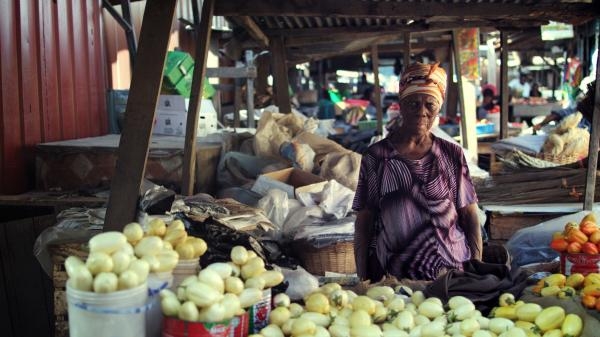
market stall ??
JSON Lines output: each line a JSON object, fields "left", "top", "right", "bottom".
{"left": 26, "top": 1, "right": 600, "bottom": 337}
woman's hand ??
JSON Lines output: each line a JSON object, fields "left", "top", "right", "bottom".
{"left": 458, "top": 203, "right": 483, "bottom": 261}
{"left": 354, "top": 209, "right": 374, "bottom": 280}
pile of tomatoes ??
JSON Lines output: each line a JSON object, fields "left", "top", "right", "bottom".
{"left": 550, "top": 214, "right": 599, "bottom": 255}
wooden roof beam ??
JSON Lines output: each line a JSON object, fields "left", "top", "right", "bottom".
{"left": 215, "top": 0, "right": 598, "bottom": 23}
{"left": 228, "top": 16, "right": 269, "bottom": 47}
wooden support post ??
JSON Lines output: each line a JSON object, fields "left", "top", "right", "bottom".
{"left": 403, "top": 32, "right": 411, "bottom": 70}
{"left": 182, "top": 0, "right": 215, "bottom": 196}
{"left": 445, "top": 46, "right": 458, "bottom": 120}
{"left": 104, "top": 0, "right": 177, "bottom": 231}
{"left": 234, "top": 81, "right": 242, "bottom": 127}
{"left": 453, "top": 30, "right": 477, "bottom": 162}
{"left": 499, "top": 31, "right": 509, "bottom": 140}
{"left": 371, "top": 45, "right": 383, "bottom": 135}
{"left": 271, "top": 36, "right": 291, "bottom": 113}
{"left": 584, "top": 51, "right": 600, "bottom": 210}
{"left": 245, "top": 50, "right": 256, "bottom": 128}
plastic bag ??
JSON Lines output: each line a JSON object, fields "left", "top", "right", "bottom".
{"left": 281, "top": 266, "right": 319, "bottom": 301}
{"left": 279, "top": 141, "right": 316, "bottom": 172}
{"left": 319, "top": 180, "right": 355, "bottom": 219}
{"left": 506, "top": 210, "right": 596, "bottom": 268}
{"left": 257, "top": 189, "right": 290, "bottom": 234}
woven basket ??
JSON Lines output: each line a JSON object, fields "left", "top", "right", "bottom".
{"left": 538, "top": 152, "right": 580, "bottom": 165}
{"left": 49, "top": 242, "right": 89, "bottom": 337}
{"left": 292, "top": 240, "right": 356, "bottom": 276}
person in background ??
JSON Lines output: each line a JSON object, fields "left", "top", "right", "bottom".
{"left": 353, "top": 62, "right": 482, "bottom": 282}
{"left": 508, "top": 73, "right": 531, "bottom": 98}
{"left": 317, "top": 88, "right": 335, "bottom": 119}
{"left": 533, "top": 80, "right": 596, "bottom": 132}
{"left": 529, "top": 82, "right": 542, "bottom": 98}
{"left": 477, "top": 84, "right": 499, "bottom": 120}
{"left": 362, "top": 86, "right": 377, "bottom": 119}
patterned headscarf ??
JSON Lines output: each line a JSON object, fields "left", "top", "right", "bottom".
{"left": 399, "top": 62, "right": 447, "bottom": 105}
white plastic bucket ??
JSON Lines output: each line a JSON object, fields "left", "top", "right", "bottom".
{"left": 67, "top": 282, "right": 148, "bottom": 337}
{"left": 171, "top": 259, "right": 200, "bottom": 290}
{"left": 486, "top": 112, "right": 501, "bottom": 133}
{"left": 147, "top": 272, "right": 173, "bottom": 337}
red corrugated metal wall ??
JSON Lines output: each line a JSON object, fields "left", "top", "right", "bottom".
{"left": 0, "top": 0, "right": 107, "bottom": 194}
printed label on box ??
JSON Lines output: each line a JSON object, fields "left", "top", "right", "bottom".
{"left": 248, "top": 289, "right": 271, "bottom": 334}
{"left": 162, "top": 316, "right": 231, "bottom": 337}
{"left": 229, "top": 312, "right": 249, "bottom": 337}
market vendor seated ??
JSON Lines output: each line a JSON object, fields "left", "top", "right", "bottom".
{"left": 477, "top": 84, "right": 499, "bottom": 120}
{"left": 353, "top": 62, "right": 482, "bottom": 282}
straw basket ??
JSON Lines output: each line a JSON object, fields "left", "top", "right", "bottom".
{"left": 538, "top": 152, "right": 580, "bottom": 165}
{"left": 49, "top": 242, "right": 89, "bottom": 337}
{"left": 292, "top": 240, "right": 356, "bottom": 275}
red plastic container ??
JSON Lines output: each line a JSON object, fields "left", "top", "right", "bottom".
{"left": 560, "top": 252, "right": 600, "bottom": 275}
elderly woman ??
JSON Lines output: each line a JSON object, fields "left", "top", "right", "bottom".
{"left": 353, "top": 62, "right": 482, "bottom": 282}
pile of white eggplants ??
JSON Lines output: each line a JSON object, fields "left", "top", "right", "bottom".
{"left": 159, "top": 245, "right": 285, "bottom": 323}
{"left": 65, "top": 218, "right": 207, "bottom": 293}
{"left": 247, "top": 284, "right": 584, "bottom": 337}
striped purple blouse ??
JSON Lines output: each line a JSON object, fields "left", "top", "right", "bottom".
{"left": 352, "top": 135, "right": 478, "bottom": 280}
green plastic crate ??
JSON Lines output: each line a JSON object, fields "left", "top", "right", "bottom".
{"left": 170, "top": 66, "right": 216, "bottom": 99}
{"left": 164, "top": 51, "right": 194, "bottom": 87}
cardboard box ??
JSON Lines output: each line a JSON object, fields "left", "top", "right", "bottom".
{"left": 560, "top": 253, "right": 600, "bottom": 276}
{"left": 251, "top": 168, "right": 326, "bottom": 199}
{"left": 153, "top": 95, "right": 217, "bottom": 137}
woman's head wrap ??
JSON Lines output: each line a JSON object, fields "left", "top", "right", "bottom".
{"left": 399, "top": 62, "right": 447, "bottom": 105}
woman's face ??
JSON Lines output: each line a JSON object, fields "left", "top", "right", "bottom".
{"left": 399, "top": 93, "right": 441, "bottom": 135}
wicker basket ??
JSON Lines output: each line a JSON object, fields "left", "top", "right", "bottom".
{"left": 292, "top": 240, "right": 356, "bottom": 276}
{"left": 538, "top": 152, "right": 580, "bottom": 165}
{"left": 49, "top": 242, "right": 89, "bottom": 337}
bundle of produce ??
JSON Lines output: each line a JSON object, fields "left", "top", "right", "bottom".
{"left": 549, "top": 214, "right": 599, "bottom": 255}
{"left": 541, "top": 112, "right": 589, "bottom": 162}
{"left": 530, "top": 272, "right": 600, "bottom": 313}
{"left": 64, "top": 219, "right": 209, "bottom": 292}
{"left": 159, "top": 245, "right": 284, "bottom": 323}
{"left": 244, "top": 279, "right": 586, "bottom": 337}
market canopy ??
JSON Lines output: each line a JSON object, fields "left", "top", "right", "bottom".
{"left": 214, "top": 0, "right": 599, "bottom": 63}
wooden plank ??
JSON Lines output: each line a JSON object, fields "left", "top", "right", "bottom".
{"left": 499, "top": 31, "right": 509, "bottom": 140}
{"left": 182, "top": 0, "right": 215, "bottom": 196}
{"left": 445, "top": 45, "right": 458, "bottom": 120}
{"left": 0, "top": 0, "right": 26, "bottom": 194}
{"left": 205, "top": 66, "right": 257, "bottom": 79}
{"left": 453, "top": 30, "right": 477, "bottom": 161}
{"left": 228, "top": 16, "right": 269, "bottom": 47}
{"left": 104, "top": 0, "right": 177, "bottom": 230}
{"left": 284, "top": 31, "right": 406, "bottom": 48}
{"left": 19, "top": 0, "right": 43, "bottom": 147}
{"left": 215, "top": 0, "right": 598, "bottom": 23}
{"left": 270, "top": 36, "right": 291, "bottom": 113}
{"left": 584, "top": 51, "right": 600, "bottom": 210}
{"left": 71, "top": 0, "right": 91, "bottom": 138}
{"left": 403, "top": 32, "right": 411, "bottom": 70}
{"left": 56, "top": 0, "right": 77, "bottom": 140}
{"left": 371, "top": 45, "right": 383, "bottom": 135}
{"left": 39, "top": 0, "right": 61, "bottom": 142}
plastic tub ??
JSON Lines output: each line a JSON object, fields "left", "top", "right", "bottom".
{"left": 67, "top": 281, "right": 148, "bottom": 337}
{"left": 147, "top": 272, "right": 174, "bottom": 337}
{"left": 171, "top": 259, "right": 200, "bottom": 290}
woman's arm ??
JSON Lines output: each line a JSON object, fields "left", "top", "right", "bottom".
{"left": 458, "top": 203, "right": 483, "bottom": 260}
{"left": 354, "top": 209, "right": 374, "bottom": 280}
